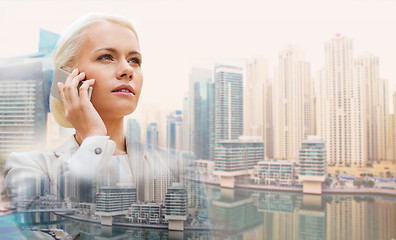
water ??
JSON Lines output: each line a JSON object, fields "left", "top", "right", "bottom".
{"left": 2, "top": 185, "right": 396, "bottom": 240}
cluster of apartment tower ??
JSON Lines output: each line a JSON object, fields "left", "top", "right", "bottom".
{"left": 183, "top": 34, "right": 391, "bottom": 170}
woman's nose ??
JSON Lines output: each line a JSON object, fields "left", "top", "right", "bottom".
{"left": 117, "top": 62, "right": 134, "bottom": 81}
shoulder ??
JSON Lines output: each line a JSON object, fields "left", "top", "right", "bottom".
{"left": 3, "top": 136, "right": 78, "bottom": 175}
{"left": 4, "top": 149, "right": 55, "bottom": 171}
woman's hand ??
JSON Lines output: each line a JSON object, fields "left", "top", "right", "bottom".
{"left": 58, "top": 68, "right": 107, "bottom": 140}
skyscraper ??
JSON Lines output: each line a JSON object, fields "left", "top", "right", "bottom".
{"left": 214, "top": 64, "right": 243, "bottom": 143}
{"left": 354, "top": 53, "right": 388, "bottom": 163}
{"left": 244, "top": 55, "right": 273, "bottom": 159}
{"left": 188, "top": 68, "right": 212, "bottom": 159}
{"left": 274, "top": 45, "right": 313, "bottom": 161}
{"left": 0, "top": 59, "right": 51, "bottom": 154}
{"left": 0, "top": 29, "right": 64, "bottom": 152}
{"left": 182, "top": 92, "right": 190, "bottom": 152}
{"left": 393, "top": 92, "right": 396, "bottom": 162}
{"left": 318, "top": 35, "right": 366, "bottom": 167}
{"left": 386, "top": 113, "right": 394, "bottom": 161}
{"left": 166, "top": 110, "right": 183, "bottom": 150}
{"left": 209, "top": 82, "right": 216, "bottom": 160}
{"left": 146, "top": 122, "right": 159, "bottom": 150}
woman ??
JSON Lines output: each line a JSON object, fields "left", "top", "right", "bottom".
{"left": 52, "top": 12, "right": 142, "bottom": 156}
{"left": 4, "top": 13, "right": 145, "bottom": 197}
{"left": 4, "top": 13, "right": 202, "bottom": 219}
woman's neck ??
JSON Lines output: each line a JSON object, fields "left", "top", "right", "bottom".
{"left": 75, "top": 117, "right": 126, "bottom": 155}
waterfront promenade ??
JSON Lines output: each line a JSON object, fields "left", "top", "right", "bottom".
{"left": 55, "top": 212, "right": 212, "bottom": 230}
{"left": 202, "top": 179, "right": 396, "bottom": 197}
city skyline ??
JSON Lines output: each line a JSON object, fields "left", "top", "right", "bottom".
{"left": 0, "top": 0, "right": 395, "bottom": 112}
{"left": 0, "top": 0, "right": 395, "bottom": 176}
{"left": 1, "top": 1, "right": 396, "bottom": 238}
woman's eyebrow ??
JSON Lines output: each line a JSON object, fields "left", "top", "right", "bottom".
{"left": 128, "top": 50, "right": 142, "bottom": 56}
{"left": 95, "top": 47, "right": 117, "bottom": 53}
{"left": 94, "top": 48, "right": 141, "bottom": 56}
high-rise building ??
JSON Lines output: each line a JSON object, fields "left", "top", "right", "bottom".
{"left": 393, "top": 91, "right": 396, "bottom": 162}
{"left": 166, "top": 110, "right": 184, "bottom": 192}
{"left": 209, "top": 82, "right": 216, "bottom": 160}
{"left": 166, "top": 110, "right": 183, "bottom": 150}
{"left": 146, "top": 122, "right": 159, "bottom": 150}
{"left": 0, "top": 29, "right": 64, "bottom": 153}
{"left": 317, "top": 35, "right": 367, "bottom": 167}
{"left": 298, "top": 136, "right": 326, "bottom": 194}
{"left": 0, "top": 59, "right": 51, "bottom": 154}
{"left": 182, "top": 92, "right": 190, "bottom": 152}
{"left": 274, "top": 45, "right": 313, "bottom": 161}
{"left": 164, "top": 183, "right": 187, "bottom": 230}
{"left": 244, "top": 55, "right": 273, "bottom": 159}
{"left": 95, "top": 186, "right": 137, "bottom": 225}
{"left": 386, "top": 114, "right": 394, "bottom": 161}
{"left": 188, "top": 67, "right": 212, "bottom": 159}
{"left": 355, "top": 53, "right": 388, "bottom": 163}
{"left": 214, "top": 136, "right": 264, "bottom": 188}
{"left": 214, "top": 64, "right": 243, "bottom": 143}
{"left": 126, "top": 118, "right": 141, "bottom": 144}
{"left": 140, "top": 103, "right": 168, "bottom": 147}
{"left": 40, "top": 173, "right": 51, "bottom": 196}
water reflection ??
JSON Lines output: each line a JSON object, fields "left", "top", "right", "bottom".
{"left": 206, "top": 185, "right": 395, "bottom": 240}
{"left": 8, "top": 185, "right": 396, "bottom": 239}
{"left": 11, "top": 212, "right": 209, "bottom": 239}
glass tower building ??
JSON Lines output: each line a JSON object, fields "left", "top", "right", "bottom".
{"left": 0, "top": 59, "right": 50, "bottom": 153}
{"left": 146, "top": 122, "right": 159, "bottom": 151}
{"left": 214, "top": 65, "right": 243, "bottom": 143}
{"left": 0, "top": 28, "right": 59, "bottom": 154}
{"left": 188, "top": 68, "right": 212, "bottom": 159}
{"left": 166, "top": 110, "right": 183, "bottom": 150}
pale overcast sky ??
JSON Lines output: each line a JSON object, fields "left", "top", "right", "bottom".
{"left": 1, "top": 0, "right": 395, "bottom": 112}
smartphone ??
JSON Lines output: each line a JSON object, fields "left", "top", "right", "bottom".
{"left": 51, "top": 68, "right": 93, "bottom": 100}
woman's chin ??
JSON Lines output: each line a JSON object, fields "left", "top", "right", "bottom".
{"left": 97, "top": 105, "right": 137, "bottom": 119}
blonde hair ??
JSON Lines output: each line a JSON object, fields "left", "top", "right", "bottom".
{"left": 50, "top": 12, "right": 139, "bottom": 128}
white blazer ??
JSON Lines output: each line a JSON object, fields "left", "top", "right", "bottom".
{"left": 4, "top": 135, "right": 203, "bottom": 206}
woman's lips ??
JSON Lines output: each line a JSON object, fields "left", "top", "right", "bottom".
{"left": 111, "top": 84, "right": 135, "bottom": 96}
{"left": 112, "top": 90, "right": 134, "bottom": 96}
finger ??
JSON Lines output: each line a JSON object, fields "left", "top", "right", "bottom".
{"left": 57, "top": 82, "right": 68, "bottom": 108}
{"left": 78, "top": 79, "right": 95, "bottom": 101}
{"left": 65, "top": 68, "right": 79, "bottom": 86}
{"left": 67, "top": 72, "right": 86, "bottom": 105}
{"left": 70, "top": 72, "right": 86, "bottom": 89}
{"left": 63, "top": 69, "right": 79, "bottom": 105}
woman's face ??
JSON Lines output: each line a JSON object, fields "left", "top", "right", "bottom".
{"left": 72, "top": 21, "right": 143, "bottom": 120}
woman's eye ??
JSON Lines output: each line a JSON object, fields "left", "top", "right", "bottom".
{"left": 128, "top": 58, "right": 141, "bottom": 65}
{"left": 98, "top": 54, "right": 113, "bottom": 61}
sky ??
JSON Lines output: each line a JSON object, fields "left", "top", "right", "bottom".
{"left": 0, "top": 0, "right": 395, "bottom": 114}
